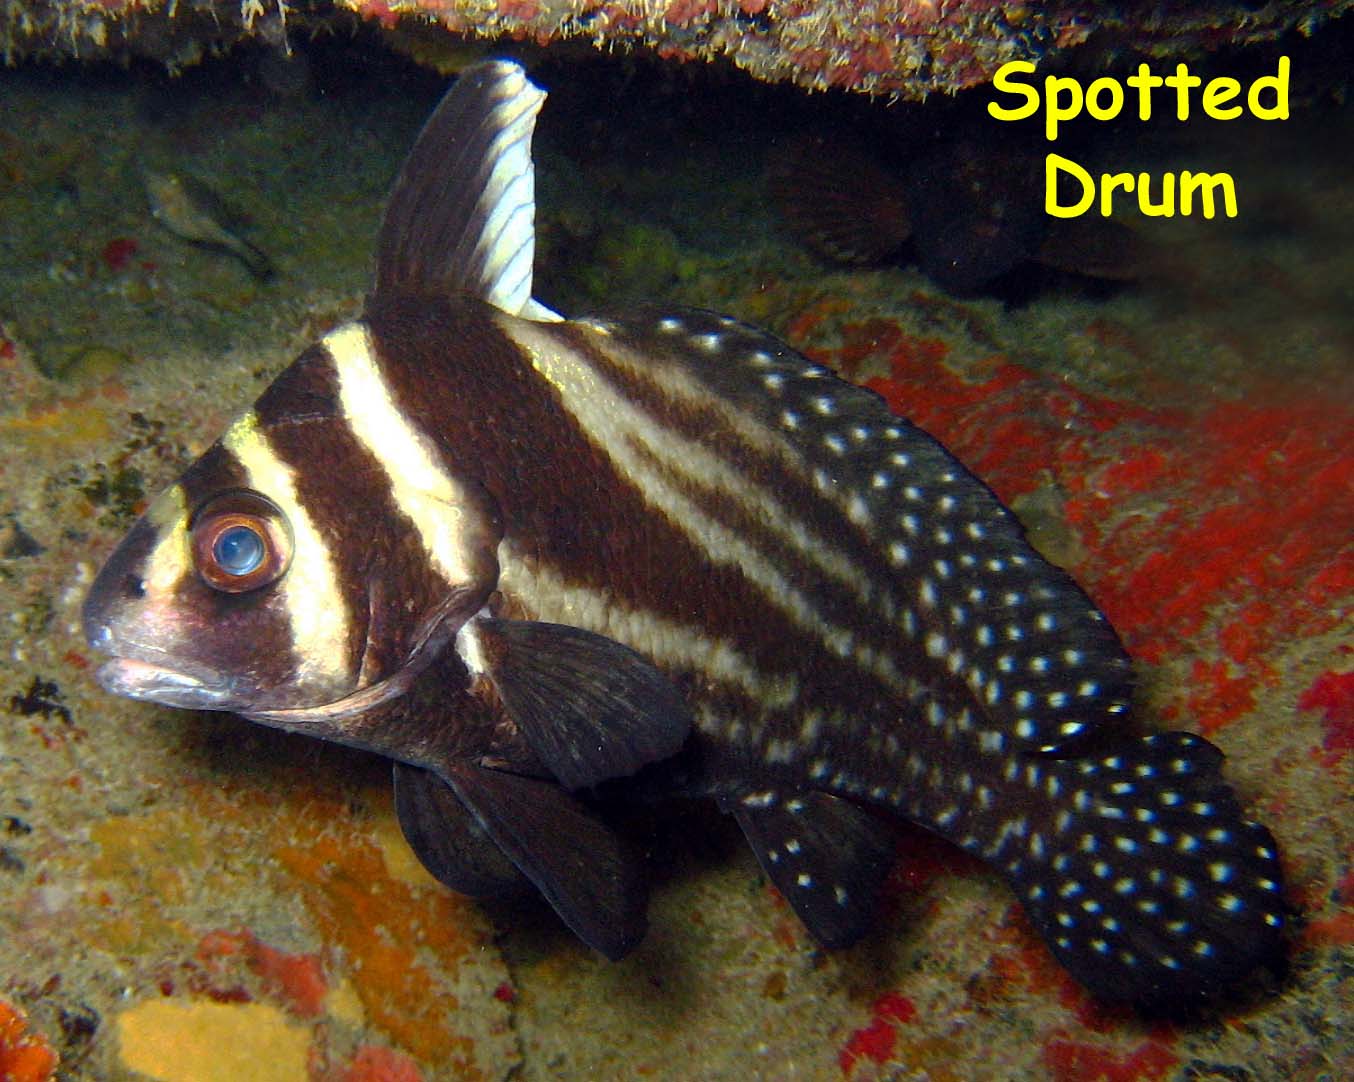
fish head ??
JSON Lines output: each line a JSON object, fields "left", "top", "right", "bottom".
{"left": 88, "top": 56, "right": 541, "bottom": 728}
{"left": 82, "top": 359, "right": 502, "bottom": 723}
{"left": 83, "top": 471, "right": 310, "bottom": 714}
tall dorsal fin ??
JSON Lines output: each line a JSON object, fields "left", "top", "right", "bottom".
{"left": 374, "top": 59, "right": 560, "bottom": 321}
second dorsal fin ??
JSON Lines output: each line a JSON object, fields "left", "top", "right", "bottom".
{"left": 374, "top": 59, "right": 559, "bottom": 320}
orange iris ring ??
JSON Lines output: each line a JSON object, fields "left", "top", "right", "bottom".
{"left": 190, "top": 495, "right": 293, "bottom": 594}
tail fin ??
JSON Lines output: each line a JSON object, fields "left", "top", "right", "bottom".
{"left": 1012, "top": 732, "right": 1285, "bottom": 1007}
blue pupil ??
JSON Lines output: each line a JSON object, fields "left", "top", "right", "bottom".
{"left": 213, "top": 525, "right": 265, "bottom": 577}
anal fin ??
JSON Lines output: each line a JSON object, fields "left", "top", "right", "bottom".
{"left": 729, "top": 790, "right": 897, "bottom": 949}
{"left": 445, "top": 760, "right": 648, "bottom": 960}
{"left": 392, "top": 762, "right": 528, "bottom": 898}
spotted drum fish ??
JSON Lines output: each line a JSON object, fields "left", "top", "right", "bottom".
{"left": 83, "top": 61, "right": 1285, "bottom": 1007}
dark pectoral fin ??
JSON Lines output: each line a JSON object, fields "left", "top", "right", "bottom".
{"left": 730, "top": 790, "right": 897, "bottom": 949}
{"left": 392, "top": 762, "right": 528, "bottom": 898}
{"left": 474, "top": 617, "right": 692, "bottom": 790}
{"left": 445, "top": 760, "right": 647, "bottom": 960}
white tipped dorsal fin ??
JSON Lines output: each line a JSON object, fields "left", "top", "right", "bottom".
{"left": 374, "top": 59, "right": 561, "bottom": 321}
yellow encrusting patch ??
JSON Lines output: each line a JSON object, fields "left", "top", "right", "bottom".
{"left": 324, "top": 978, "right": 366, "bottom": 1028}
{"left": 117, "top": 999, "right": 310, "bottom": 1082}
{"left": 324, "top": 322, "right": 478, "bottom": 587}
{"left": 370, "top": 786, "right": 444, "bottom": 889}
{"left": 222, "top": 413, "right": 351, "bottom": 693}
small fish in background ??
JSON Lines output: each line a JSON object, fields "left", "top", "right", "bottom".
{"left": 86, "top": 62, "right": 1285, "bottom": 1010}
{"left": 769, "top": 132, "right": 1145, "bottom": 293}
{"left": 143, "top": 170, "right": 275, "bottom": 281}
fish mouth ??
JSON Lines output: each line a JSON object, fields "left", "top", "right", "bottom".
{"left": 93, "top": 657, "right": 241, "bottom": 711}
{"left": 85, "top": 621, "right": 241, "bottom": 711}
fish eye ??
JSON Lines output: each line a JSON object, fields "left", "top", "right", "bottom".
{"left": 213, "top": 524, "right": 265, "bottom": 576}
{"left": 189, "top": 491, "right": 292, "bottom": 594}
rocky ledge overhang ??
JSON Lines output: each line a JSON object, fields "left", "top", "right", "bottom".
{"left": 2, "top": 1, "right": 1351, "bottom": 95}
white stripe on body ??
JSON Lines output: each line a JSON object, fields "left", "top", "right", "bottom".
{"left": 325, "top": 321, "right": 482, "bottom": 588}
{"left": 500, "top": 315, "right": 908, "bottom": 694}
{"left": 222, "top": 413, "right": 352, "bottom": 691}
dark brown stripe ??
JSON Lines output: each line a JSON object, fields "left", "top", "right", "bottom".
{"left": 562, "top": 317, "right": 906, "bottom": 632}
{"left": 251, "top": 340, "right": 471, "bottom": 688}
{"left": 178, "top": 441, "right": 251, "bottom": 511}
{"left": 363, "top": 292, "right": 900, "bottom": 728}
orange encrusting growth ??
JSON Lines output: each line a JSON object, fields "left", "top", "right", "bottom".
{"left": 196, "top": 929, "right": 328, "bottom": 1018}
{"left": 340, "top": 1044, "right": 426, "bottom": 1082}
{"left": 273, "top": 809, "right": 490, "bottom": 1071}
{"left": 1042, "top": 1035, "right": 1178, "bottom": 1082}
{"left": 0, "top": 998, "right": 58, "bottom": 1082}
{"left": 1300, "top": 668, "right": 1354, "bottom": 761}
{"left": 838, "top": 992, "right": 916, "bottom": 1075}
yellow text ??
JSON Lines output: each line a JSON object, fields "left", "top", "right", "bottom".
{"left": 990, "top": 57, "right": 1289, "bottom": 142}
{"left": 1046, "top": 154, "right": 1238, "bottom": 219}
